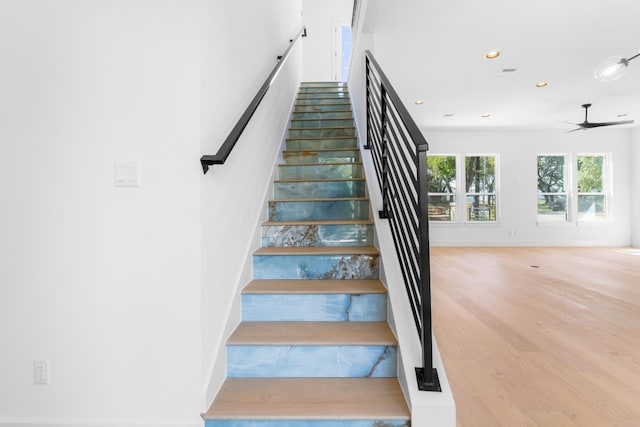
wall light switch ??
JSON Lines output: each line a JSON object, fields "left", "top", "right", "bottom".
{"left": 114, "top": 161, "right": 141, "bottom": 187}
{"left": 33, "top": 360, "right": 49, "bottom": 385}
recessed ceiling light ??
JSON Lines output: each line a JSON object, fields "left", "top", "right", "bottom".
{"left": 444, "top": 113, "right": 455, "bottom": 118}
{"left": 415, "top": 100, "right": 424, "bottom": 105}
{"left": 485, "top": 50, "right": 501, "bottom": 60}
{"left": 482, "top": 114, "right": 491, "bottom": 118}
{"left": 535, "top": 82, "right": 549, "bottom": 88}
{"left": 617, "top": 113, "right": 628, "bottom": 117}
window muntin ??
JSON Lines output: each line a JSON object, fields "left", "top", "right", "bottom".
{"left": 577, "top": 155, "right": 607, "bottom": 221}
{"left": 537, "top": 155, "right": 568, "bottom": 222}
{"left": 465, "top": 155, "right": 496, "bottom": 222}
{"left": 426, "top": 155, "right": 457, "bottom": 221}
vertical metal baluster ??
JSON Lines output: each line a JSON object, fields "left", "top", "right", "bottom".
{"left": 415, "top": 146, "right": 441, "bottom": 391}
{"left": 379, "top": 86, "right": 391, "bottom": 219}
{"left": 364, "top": 57, "right": 372, "bottom": 150}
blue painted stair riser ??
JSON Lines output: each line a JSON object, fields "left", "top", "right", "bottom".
{"left": 278, "top": 163, "right": 363, "bottom": 179}
{"left": 227, "top": 345, "right": 397, "bottom": 378}
{"left": 242, "top": 293, "right": 386, "bottom": 321}
{"left": 253, "top": 254, "right": 378, "bottom": 280}
{"left": 283, "top": 150, "right": 360, "bottom": 164}
{"left": 262, "top": 224, "right": 374, "bottom": 247}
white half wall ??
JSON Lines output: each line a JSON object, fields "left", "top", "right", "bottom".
{"left": 302, "top": 0, "right": 353, "bottom": 82}
{"left": 0, "top": 1, "right": 202, "bottom": 426}
{"left": 200, "top": 0, "right": 304, "bottom": 408}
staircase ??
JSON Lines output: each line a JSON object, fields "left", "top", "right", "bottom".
{"left": 202, "top": 82, "right": 411, "bottom": 427}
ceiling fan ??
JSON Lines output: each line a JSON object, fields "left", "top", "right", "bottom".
{"left": 568, "top": 103, "right": 634, "bottom": 132}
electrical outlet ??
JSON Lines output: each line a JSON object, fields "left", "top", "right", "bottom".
{"left": 33, "top": 360, "right": 49, "bottom": 385}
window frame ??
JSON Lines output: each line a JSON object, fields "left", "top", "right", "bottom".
{"left": 426, "top": 153, "right": 459, "bottom": 222}
{"left": 537, "top": 153, "right": 570, "bottom": 223}
{"left": 463, "top": 153, "right": 499, "bottom": 223}
{"left": 576, "top": 153, "right": 610, "bottom": 222}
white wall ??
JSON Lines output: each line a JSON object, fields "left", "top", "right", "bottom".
{"left": 200, "top": 0, "right": 304, "bottom": 407}
{"left": 632, "top": 129, "right": 640, "bottom": 246}
{"left": 425, "top": 129, "right": 632, "bottom": 246}
{"left": 348, "top": 0, "right": 634, "bottom": 247}
{"left": 0, "top": 1, "right": 202, "bottom": 426}
{"left": 302, "top": 0, "right": 353, "bottom": 81}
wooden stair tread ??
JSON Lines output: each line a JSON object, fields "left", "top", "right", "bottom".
{"left": 263, "top": 219, "right": 374, "bottom": 226}
{"left": 289, "top": 126, "right": 355, "bottom": 130}
{"left": 228, "top": 322, "right": 397, "bottom": 346}
{"left": 202, "top": 378, "right": 410, "bottom": 420}
{"left": 255, "top": 246, "right": 379, "bottom": 256}
{"left": 243, "top": 279, "right": 386, "bottom": 294}
{"left": 286, "top": 136, "right": 355, "bottom": 140}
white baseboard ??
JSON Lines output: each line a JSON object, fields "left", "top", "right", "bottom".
{"left": 0, "top": 419, "right": 200, "bottom": 427}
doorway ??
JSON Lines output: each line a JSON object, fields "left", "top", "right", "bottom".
{"left": 334, "top": 22, "right": 352, "bottom": 82}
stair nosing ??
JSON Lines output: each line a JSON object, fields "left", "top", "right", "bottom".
{"left": 283, "top": 148, "right": 360, "bottom": 153}
{"left": 274, "top": 178, "right": 365, "bottom": 183}
{"left": 279, "top": 162, "right": 363, "bottom": 167}
{"left": 202, "top": 378, "right": 410, "bottom": 420}
{"left": 228, "top": 321, "right": 396, "bottom": 346}
{"left": 269, "top": 197, "right": 369, "bottom": 202}
{"left": 262, "top": 219, "right": 374, "bottom": 226}
{"left": 286, "top": 136, "right": 356, "bottom": 141}
{"left": 255, "top": 245, "right": 378, "bottom": 255}
{"left": 243, "top": 279, "right": 386, "bottom": 295}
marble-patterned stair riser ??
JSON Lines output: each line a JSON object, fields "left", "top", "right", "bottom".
{"left": 290, "top": 118, "right": 354, "bottom": 128}
{"left": 283, "top": 150, "right": 360, "bottom": 164}
{"left": 300, "top": 82, "right": 347, "bottom": 88}
{"left": 253, "top": 253, "right": 378, "bottom": 280}
{"left": 262, "top": 224, "right": 374, "bottom": 247}
{"left": 227, "top": 345, "right": 397, "bottom": 378}
{"left": 292, "top": 111, "right": 352, "bottom": 120}
{"left": 206, "top": 420, "right": 409, "bottom": 427}
{"left": 288, "top": 127, "right": 356, "bottom": 138}
{"left": 279, "top": 163, "right": 363, "bottom": 179}
{"left": 298, "top": 86, "right": 348, "bottom": 93}
{"left": 268, "top": 199, "right": 370, "bottom": 221}
{"left": 242, "top": 293, "right": 386, "bottom": 321}
{"left": 296, "top": 98, "right": 350, "bottom": 106}
{"left": 298, "top": 92, "right": 349, "bottom": 99}
{"left": 294, "top": 104, "right": 353, "bottom": 112}
{"left": 286, "top": 137, "right": 358, "bottom": 150}
{"left": 274, "top": 180, "right": 365, "bottom": 199}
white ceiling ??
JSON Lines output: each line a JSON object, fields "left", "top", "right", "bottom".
{"left": 362, "top": 0, "right": 640, "bottom": 130}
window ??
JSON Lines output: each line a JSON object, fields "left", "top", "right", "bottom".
{"left": 577, "top": 154, "right": 608, "bottom": 221}
{"left": 426, "top": 155, "right": 457, "bottom": 221}
{"left": 465, "top": 155, "right": 497, "bottom": 221}
{"left": 537, "top": 155, "right": 568, "bottom": 222}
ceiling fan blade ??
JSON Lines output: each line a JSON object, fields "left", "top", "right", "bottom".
{"left": 582, "top": 120, "right": 634, "bottom": 128}
{"left": 566, "top": 127, "right": 586, "bottom": 133}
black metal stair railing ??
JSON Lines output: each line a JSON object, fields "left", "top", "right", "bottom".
{"left": 200, "top": 26, "right": 307, "bottom": 174}
{"left": 364, "top": 50, "right": 441, "bottom": 392}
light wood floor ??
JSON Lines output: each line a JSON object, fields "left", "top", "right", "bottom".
{"left": 430, "top": 247, "right": 640, "bottom": 427}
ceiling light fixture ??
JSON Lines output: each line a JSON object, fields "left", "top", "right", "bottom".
{"left": 415, "top": 100, "right": 424, "bottom": 105}
{"left": 485, "top": 50, "right": 501, "bottom": 60}
{"left": 535, "top": 82, "right": 549, "bottom": 88}
{"left": 482, "top": 114, "right": 491, "bottom": 118}
{"left": 594, "top": 51, "right": 640, "bottom": 82}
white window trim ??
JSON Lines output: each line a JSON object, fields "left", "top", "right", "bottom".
{"left": 575, "top": 152, "right": 611, "bottom": 224}
{"left": 463, "top": 153, "right": 500, "bottom": 224}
